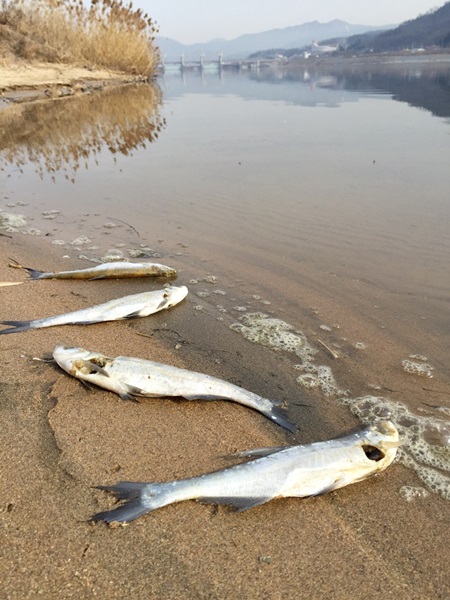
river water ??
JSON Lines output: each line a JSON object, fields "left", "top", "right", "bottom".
{"left": 1, "top": 60, "right": 450, "bottom": 501}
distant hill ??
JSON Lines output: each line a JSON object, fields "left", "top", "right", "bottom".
{"left": 345, "top": 2, "right": 450, "bottom": 51}
{"left": 156, "top": 20, "right": 389, "bottom": 62}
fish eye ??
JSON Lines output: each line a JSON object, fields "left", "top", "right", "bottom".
{"left": 362, "top": 445, "right": 385, "bottom": 462}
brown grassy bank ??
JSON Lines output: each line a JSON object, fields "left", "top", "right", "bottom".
{"left": 0, "top": 0, "right": 159, "bottom": 76}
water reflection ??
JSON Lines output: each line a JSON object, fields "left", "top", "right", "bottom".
{"left": 161, "top": 59, "right": 450, "bottom": 119}
{"left": 0, "top": 83, "right": 165, "bottom": 181}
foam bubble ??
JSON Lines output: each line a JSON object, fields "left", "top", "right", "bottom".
{"left": 70, "top": 236, "right": 91, "bottom": 246}
{"left": 230, "top": 312, "right": 316, "bottom": 363}
{"left": 0, "top": 212, "right": 27, "bottom": 230}
{"left": 296, "top": 365, "right": 347, "bottom": 397}
{"left": 24, "top": 228, "right": 42, "bottom": 236}
{"left": 402, "top": 359, "right": 434, "bottom": 378}
{"left": 399, "top": 486, "right": 430, "bottom": 502}
{"left": 102, "top": 249, "right": 124, "bottom": 261}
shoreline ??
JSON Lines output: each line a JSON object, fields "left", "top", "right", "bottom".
{"left": 1, "top": 52, "right": 450, "bottom": 108}
{"left": 1, "top": 230, "right": 449, "bottom": 599}
{"left": 0, "top": 61, "right": 152, "bottom": 107}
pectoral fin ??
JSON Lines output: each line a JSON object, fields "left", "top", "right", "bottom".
{"left": 118, "top": 384, "right": 146, "bottom": 401}
{"left": 76, "top": 359, "right": 110, "bottom": 377}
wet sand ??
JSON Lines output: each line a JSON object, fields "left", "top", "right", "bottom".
{"left": 1, "top": 230, "right": 449, "bottom": 599}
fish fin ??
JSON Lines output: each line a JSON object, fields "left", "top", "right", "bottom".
{"left": 8, "top": 259, "right": 43, "bottom": 279}
{"left": 79, "top": 359, "right": 110, "bottom": 377}
{"left": 78, "top": 379, "right": 95, "bottom": 392}
{"left": 124, "top": 309, "right": 146, "bottom": 319}
{"left": 24, "top": 267, "right": 45, "bottom": 280}
{"left": 155, "top": 297, "right": 169, "bottom": 311}
{"left": 91, "top": 499, "right": 150, "bottom": 524}
{"left": 92, "top": 482, "right": 158, "bottom": 523}
{"left": 0, "top": 320, "right": 33, "bottom": 334}
{"left": 96, "top": 482, "right": 145, "bottom": 500}
{"left": 117, "top": 384, "right": 145, "bottom": 401}
{"left": 220, "top": 446, "right": 287, "bottom": 460}
{"left": 266, "top": 405, "right": 297, "bottom": 433}
{"left": 198, "top": 496, "right": 272, "bottom": 511}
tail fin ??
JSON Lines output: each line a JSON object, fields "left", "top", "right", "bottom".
{"left": 266, "top": 404, "right": 297, "bottom": 433}
{"left": 24, "top": 267, "right": 45, "bottom": 280}
{"left": 8, "top": 259, "right": 44, "bottom": 279}
{"left": 91, "top": 481, "right": 157, "bottom": 524}
{"left": 0, "top": 320, "right": 34, "bottom": 334}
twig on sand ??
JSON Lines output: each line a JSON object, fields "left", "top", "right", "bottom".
{"left": 8, "top": 258, "right": 25, "bottom": 270}
{"left": 317, "top": 338, "right": 339, "bottom": 359}
{"left": 107, "top": 216, "right": 141, "bottom": 238}
{"left": 0, "top": 281, "right": 23, "bottom": 287}
{"left": 134, "top": 331, "right": 154, "bottom": 339}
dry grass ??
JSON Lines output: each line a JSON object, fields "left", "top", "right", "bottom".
{"left": 0, "top": 0, "right": 159, "bottom": 75}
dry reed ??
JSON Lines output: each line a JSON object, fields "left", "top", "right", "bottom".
{"left": 0, "top": 0, "right": 159, "bottom": 75}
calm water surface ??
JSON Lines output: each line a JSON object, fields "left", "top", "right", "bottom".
{"left": 1, "top": 62, "right": 450, "bottom": 499}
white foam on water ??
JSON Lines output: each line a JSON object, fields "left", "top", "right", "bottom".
{"left": 230, "top": 311, "right": 450, "bottom": 501}
{"left": 0, "top": 212, "right": 27, "bottom": 230}
{"left": 295, "top": 364, "right": 348, "bottom": 397}
{"left": 230, "top": 312, "right": 317, "bottom": 363}
{"left": 402, "top": 359, "right": 434, "bottom": 378}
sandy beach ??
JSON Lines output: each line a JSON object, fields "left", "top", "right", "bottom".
{"left": 0, "top": 229, "right": 449, "bottom": 600}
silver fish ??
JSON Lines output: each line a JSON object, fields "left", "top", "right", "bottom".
{"left": 92, "top": 420, "right": 399, "bottom": 523}
{"left": 9, "top": 260, "right": 177, "bottom": 280}
{"left": 52, "top": 345, "right": 296, "bottom": 432}
{"left": 0, "top": 286, "right": 188, "bottom": 334}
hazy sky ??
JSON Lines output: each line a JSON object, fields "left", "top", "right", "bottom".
{"left": 137, "top": 1, "right": 446, "bottom": 44}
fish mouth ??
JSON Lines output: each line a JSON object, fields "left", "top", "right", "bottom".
{"left": 362, "top": 445, "right": 386, "bottom": 462}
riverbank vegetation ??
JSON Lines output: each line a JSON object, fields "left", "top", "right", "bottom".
{"left": 0, "top": 0, "right": 159, "bottom": 75}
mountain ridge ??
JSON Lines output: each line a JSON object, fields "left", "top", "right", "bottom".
{"left": 156, "top": 20, "right": 392, "bottom": 61}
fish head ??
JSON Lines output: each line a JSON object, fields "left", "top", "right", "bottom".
{"left": 52, "top": 345, "right": 105, "bottom": 375}
{"left": 360, "top": 420, "right": 400, "bottom": 469}
{"left": 164, "top": 285, "right": 188, "bottom": 307}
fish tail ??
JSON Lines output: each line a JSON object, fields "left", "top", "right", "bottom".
{"left": 91, "top": 481, "right": 171, "bottom": 524}
{"left": 266, "top": 404, "right": 297, "bottom": 433}
{"left": 24, "top": 267, "right": 46, "bottom": 280}
{"left": 0, "top": 320, "right": 34, "bottom": 334}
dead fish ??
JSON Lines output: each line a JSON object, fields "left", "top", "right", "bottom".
{"left": 0, "top": 286, "right": 188, "bottom": 334}
{"left": 9, "top": 260, "right": 177, "bottom": 280}
{"left": 91, "top": 420, "right": 399, "bottom": 524}
{"left": 52, "top": 345, "right": 296, "bottom": 432}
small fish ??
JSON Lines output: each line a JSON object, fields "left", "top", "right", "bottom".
{"left": 91, "top": 420, "right": 399, "bottom": 524}
{"left": 9, "top": 260, "right": 177, "bottom": 280}
{"left": 52, "top": 345, "right": 296, "bottom": 432}
{"left": 0, "top": 286, "right": 188, "bottom": 334}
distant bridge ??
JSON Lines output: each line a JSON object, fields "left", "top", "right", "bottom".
{"left": 159, "top": 54, "right": 277, "bottom": 73}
